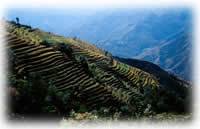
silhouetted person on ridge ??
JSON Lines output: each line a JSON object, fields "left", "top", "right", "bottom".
{"left": 16, "top": 17, "right": 19, "bottom": 24}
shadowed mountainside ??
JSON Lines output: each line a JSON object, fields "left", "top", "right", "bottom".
{"left": 134, "top": 29, "right": 192, "bottom": 81}
{"left": 114, "top": 56, "right": 191, "bottom": 98}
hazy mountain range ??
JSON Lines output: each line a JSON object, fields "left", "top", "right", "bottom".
{"left": 134, "top": 29, "right": 192, "bottom": 80}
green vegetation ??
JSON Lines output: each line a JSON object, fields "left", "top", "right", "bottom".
{"left": 5, "top": 21, "right": 42, "bottom": 43}
{"left": 8, "top": 72, "right": 88, "bottom": 119}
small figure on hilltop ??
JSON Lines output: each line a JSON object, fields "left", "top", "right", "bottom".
{"left": 16, "top": 17, "right": 19, "bottom": 24}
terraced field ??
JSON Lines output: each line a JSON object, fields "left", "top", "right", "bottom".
{"left": 5, "top": 21, "right": 107, "bottom": 56}
{"left": 5, "top": 20, "right": 190, "bottom": 114}
{"left": 7, "top": 33, "right": 117, "bottom": 108}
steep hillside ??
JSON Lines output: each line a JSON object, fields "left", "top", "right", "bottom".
{"left": 5, "top": 20, "right": 108, "bottom": 56}
{"left": 5, "top": 20, "right": 191, "bottom": 119}
{"left": 135, "top": 29, "right": 192, "bottom": 81}
{"left": 114, "top": 57, "right": 191, "bottom": 98}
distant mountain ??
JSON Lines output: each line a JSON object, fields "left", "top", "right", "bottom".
{"left": 134, "top": 29, "right": 192, "bottom": 81}
{"left": 69, "top": 8, "right": 191, "bottom": 58}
